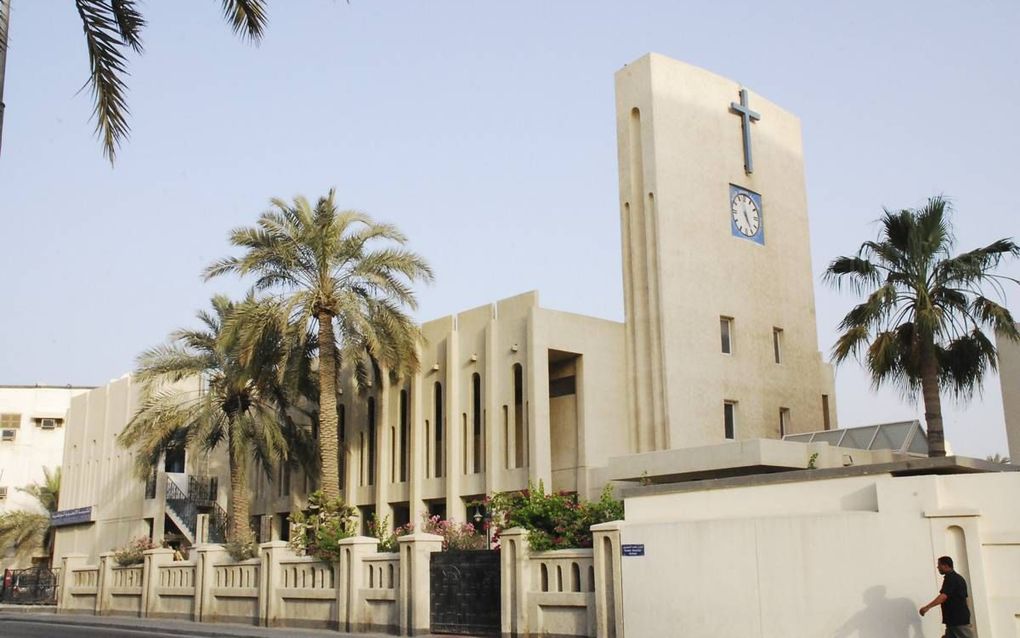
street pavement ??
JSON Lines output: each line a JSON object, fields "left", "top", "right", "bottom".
{"left": 0, "top": 612, "right": 413, "bottom": 638}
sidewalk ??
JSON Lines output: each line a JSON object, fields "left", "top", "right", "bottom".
{"left": 0, "top": 610, "right": 420, "bottom": 637}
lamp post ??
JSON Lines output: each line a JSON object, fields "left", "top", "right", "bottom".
{"left": 472, "top": 504, "right": 491, "bottom": 550}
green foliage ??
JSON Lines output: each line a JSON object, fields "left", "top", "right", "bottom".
{"left": 288, "top": 490, "right": 358, "bottom": 563}
{"left": 368, "top": 514, "right": 412, "bottom": 553}
{"left": 225, "top": 529, "right": 258, "bottom": 562}
{"left": 0, "top": 466, "right": 62, "bottom": 561}
{"left": 113, "top": 536, "right": 157, "bottom": 566}
{"left": 488, "top": 482, "right": 623, "bottom": 552}
{"left": 808, "top": 452, "right": 819, "bottom": 469}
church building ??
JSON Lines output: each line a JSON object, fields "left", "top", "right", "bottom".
{"left": 54, "top": 54, "right": 842, "bottom": 558}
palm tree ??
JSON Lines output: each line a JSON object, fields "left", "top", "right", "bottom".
{"left": 118, "top": 294, "right": 313, "bottom": 543}
{"left": 825, "top": 196, "right": 1020, "bottom": 457}
{"left": 205, "top": 189, "right": 433, "bottom": 500}
{"left": 0, "top": 467, "right": 60, "bottom": 565}
{"left": 2, "top": 1, "right": 268, "bottom": 163}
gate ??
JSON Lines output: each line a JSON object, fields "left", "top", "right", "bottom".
{"left": 430, "top": 550, "right": 500, "bottom": 635}
{"left": 1, "top": 566, "right": 58, "bottom": 604}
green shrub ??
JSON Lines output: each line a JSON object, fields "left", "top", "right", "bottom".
{"left": 368, "top": 514, "right": 413, "bottom": 553}
{"left": 419, "top": 513, "right": 486, "bottom": 551}
{"left": 288, "top": 490, "right": 358, "bottom": 563}
{"left": 488, "top": 482, "right": 623, "bottom": 551}
{"left": 225, "top": 530, "right": 257, "bottom": 562}
{"left": 113, "top": 536, "right": 157, "bottom": 566}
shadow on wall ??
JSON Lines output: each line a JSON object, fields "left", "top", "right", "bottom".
{"left": 833, "top": 586, "right": 923, "bottom": 638}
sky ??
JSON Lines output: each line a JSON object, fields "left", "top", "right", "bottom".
{"left": 1, "top": 1, "right": 1018, "bottom": 458}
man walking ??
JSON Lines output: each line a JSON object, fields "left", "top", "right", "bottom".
{"left": 919, "top": 556, "right": 974, "bottom": 638}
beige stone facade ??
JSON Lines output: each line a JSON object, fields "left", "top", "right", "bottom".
{"left": 54, "top": 53, "right": 840, "bottom": 558}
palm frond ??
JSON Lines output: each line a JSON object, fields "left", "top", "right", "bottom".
{"left": 76, "top": 0, "right": 134, "bottom": 163}
{"left": 220, "top": 0, "right": 268, "bottom": 42}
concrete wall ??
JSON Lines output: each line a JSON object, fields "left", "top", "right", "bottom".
{"left": 998, "top": 324, "right": 1020, "bottom": 462}
{"left": 615, "top": 470, "right": 1020, "bottom": 637}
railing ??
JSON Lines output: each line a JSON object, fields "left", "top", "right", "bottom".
{"left": 188, "top": 475, "right": 218, "bottom": 504}
{"left": 145, "top": 471, "right": 157, "bottom": 500}
{"left": 165, "top": 476, "right": 197, "bottom": 538}
{"left": 209, "top": 502, "right": 228, "bottom": 543}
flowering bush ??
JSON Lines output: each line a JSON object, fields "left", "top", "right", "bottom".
{"left": 420, "top": 513, "right": 486, "bottom": 551}
{"left": 288, "top": 490, "right": 358, "bottom": 563}
{"left": 488, "top": 481, "right": 623, "bottom": 551}
{"left": 113, "top": 536, "right": 157, "bottom": 566}
{"left": 368, "top": 514, "right": 414, "bottom": 552}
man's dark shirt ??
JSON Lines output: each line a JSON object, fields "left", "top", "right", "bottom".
{"left": 940, "top": 570, "right": 970, "bottom": 626}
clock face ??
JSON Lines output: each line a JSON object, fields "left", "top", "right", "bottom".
{"left": 731, "top": 192, "right": 760, "bottom": 237}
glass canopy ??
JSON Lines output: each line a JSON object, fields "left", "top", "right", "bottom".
{"left": 782, "top": 420, "right": 928, "bottom": 456}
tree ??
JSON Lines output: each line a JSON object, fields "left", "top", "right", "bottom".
{"left": 825, "top": 196, "right": 1020, "bottom": 457}
{"left": 0, "top": 1, "right": 267, "bottom": 162}
{"left": 0, "top": 466, "right": 60, "bottom": 565}
{"left": 205, "top": 189, "right": 433, "bottom": 500}
{"left": 118, "top": 294, "right": 313, "bottom": 543}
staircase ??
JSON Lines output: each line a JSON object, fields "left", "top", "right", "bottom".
{"left": 164, "top": 475, "right": 228, "bottom": 544}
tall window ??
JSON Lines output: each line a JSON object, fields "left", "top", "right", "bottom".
{"left": 513, "top": 363, "right": 525, "bottom": 468}
{"left": 724, "top": 401, "right": 736, "bottom": 440}
{"left": 367, "top": 398, "right": 376, "bottom": 486}
{"left": 399, "top": 389, "right": 409, "bottom": 482}
{"left": 434, "top": 382, "right": 444, "bottom": 478}
{"left": 779, "top": 407, "right": 791, "bottom": 437}
{"left": 338, "top": 405, "right": 346, "bottom": 488}
{"left": 822, "top": 395, "right": 831, "bottom": 431}
{"left": 773, "top": 327, "right": 784, "bottom": 364}
{"left": 720, "top": 317, "right": 733, "bottom": 354}
{"left": 472, "top": 373, "right": 483, "bottom": 473}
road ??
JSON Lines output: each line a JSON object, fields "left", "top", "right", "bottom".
{"left": 1, "top": 619, "right": 205, "bottom": 637}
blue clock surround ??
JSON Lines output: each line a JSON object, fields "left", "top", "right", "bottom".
{"left": 729, "top": 184, "right": 765, "bottom": 245}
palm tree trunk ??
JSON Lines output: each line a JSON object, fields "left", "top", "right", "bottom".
{"left": 0, "top": 0, "right": 11, "bottom": 156}
{"left": 317, "top": 312, "right": 341, "bottom": 500}
{"left": 229, "top": 424, "right": 250, "bottom": 538}
{"left": 920, "top": 348, "right": 947, "bottom": 458}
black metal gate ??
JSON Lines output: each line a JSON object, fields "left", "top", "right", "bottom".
{"left": 430, "top": 550, "right": 500, "bottom": 635}
{"left": 1, "top": 566, "right": 57, "bottom": 604}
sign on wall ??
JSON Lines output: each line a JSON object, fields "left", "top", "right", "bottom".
{"left": 50, "top": 506, "right": 93, "bottom": 527}
{"left": 621, "top": 544, "right": 645, "bottom": 557}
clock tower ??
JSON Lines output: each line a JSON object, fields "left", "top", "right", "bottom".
{"left": 616, "top": 54, "right": 836, "bottom": 453}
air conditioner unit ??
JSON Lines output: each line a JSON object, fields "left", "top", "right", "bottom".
{"left": 0, "top": 487, "right": 7, "bottom": 500}
{"left": 1, "top": 430, "right": 15, "bottom": 442}
{"left": 40, "top": 418, "right": 57, "bottom": 430}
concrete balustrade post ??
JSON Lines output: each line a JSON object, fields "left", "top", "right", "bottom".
{"left": 195, "top": 544, "right": 227, "bottom": 622}
{"left": 591, "top": 521, "right": 625, "bottom": 638}
{"left": 337, "top": 536, "right": 380, "bottom": 632}
{"left": 195, "top": 514, "right": 210, "bottom": 545}
{"left": 397, "top": 532, "right": 443, "bottom": 636}
{"left": 499, "top": 527, "right": 531, "bottom": 637}
{"left": 96, "top": 551, "right": 115, "bottom": 615}
{"left": 141, "top": 547, "right": 174, "bottom": 618}
{"left": 58, "top": 553, "right": 88, "bottom": 611}
{"left": 259, "top": 540, "right": 291, "bottom": 627}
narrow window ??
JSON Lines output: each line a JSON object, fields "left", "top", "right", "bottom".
{"left": 462, "top": 413, "right": 469, "bottom": 474}
{"left": 779, "top": 407, "right": 791, "bottom": 437}
{"left": 503, "top": 405, "right": 511, "bottom": 469}
{"left": 359, "top": 433, "right": 366, "bottom": 486}
{"left": 425, "top": 420, "right": 432, "bottom": 478}
{"left": 367, "top": 397, "right": 376, "bottom": 486}
{"left": 399, "top": 389, "right": 409, "bottom": 482}
{"left": 472, "top": 373, "right": 482, "bottom": 473}
{"left": 434, "top": 382, "right": 444, "bottom": 478}
{"left": 773, "top": 327, "right": 784, "bottom": 364}
{"left": 338, "top": 405, "right": 346, "bottom": 488}
{"left": 724, "top": 402, "right": 736, "bottom": 440}
{"left": 720, "top": 317, "right": 733, "bottom": 354}
{"left": 513, "top": 364, "right": 525, "bottom": 468}
{"left": 821, "top": 395, "right": 831, "bottom": 431}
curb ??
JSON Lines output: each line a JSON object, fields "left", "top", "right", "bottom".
{"left": 0, "top": 612, "right": 378, "bottom": 637}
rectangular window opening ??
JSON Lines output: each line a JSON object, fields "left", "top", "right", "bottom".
{"left": 720, "top": 317, "right": 733, "bottom": 354}
{"left": 724, "top": 402, "right": 736, "bottom": 440}
{"left": 779, "top": 407, "right": 791, "bottom": 438}
{"left": 822, "top": 395, "right": 831, "bottom": 431}
{"left": 773, "top": 327, "right": 784, "bottom": 364}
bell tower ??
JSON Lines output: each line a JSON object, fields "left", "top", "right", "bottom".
{"left": 616, "top": 54, "right": 836, "bottom": 452}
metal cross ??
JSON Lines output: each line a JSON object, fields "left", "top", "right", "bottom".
{"left": 729, "top": 87, "right": 761, "bottom": 175}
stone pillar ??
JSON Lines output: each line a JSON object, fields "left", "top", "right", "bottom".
{"left": 592, "top": 521, "right": 624, "bottom": 638}
{"left": 408, "top": 348, "right": 427, "bottom": 523}
{"left": 445, "top": 327, "right": 464, "bottom": 522}
{"left": 141, "top": 547, "right": 174, "bottom": 618}
{"left": 96, "top": 551, "right": 116, "bottom": 615}
{"left": 499, "top": 528, "right": 531, "bottom": 637}
{"left": 58, "top": 553, "right": 88, "bottom": 611}
{"left": 195, "top": 544, "right": 227, "bottom": 622}
{"left": 376, "top": 368, "right": 393, "bottom": 527}
{"left": 526, "top": 307, "right": 552, "bottom": 487}
{"left": 398, "top": 532, "right": 443, "bottom": 636}
{"left": 338, "top": 536, "right": 379, "bottom": 632}
{"left": 195, "top": 513, "right": 210, "bottom": 545}
{"left": 484, "top": 319, "right": 500, "bottom": 495}
{"left": 259, "top": 540, "right": 291, "bottom": 627}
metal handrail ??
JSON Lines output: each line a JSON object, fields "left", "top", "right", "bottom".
{"left": 165, "top": 476, "right": 197, "bottom": 537}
